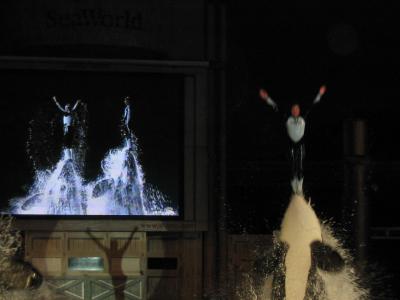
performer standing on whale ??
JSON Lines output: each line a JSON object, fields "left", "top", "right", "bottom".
{"left": 52, "top": 96, "right": 81, "bottom": 159}
{"left": 122, "top": 96, "right": 135, "bottom": 149}
{"left": 52, "top": 96, "right": 81, "bottom": 136}
{"left": 122, "top": 96, "right": 132, "bottom": 135}
{"left": 259, "top": 85, "right": 326, "bottom": 194}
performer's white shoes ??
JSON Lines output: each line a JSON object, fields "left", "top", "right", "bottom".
{"left": 291, "top": 177, "right": 304, "bottom": 195}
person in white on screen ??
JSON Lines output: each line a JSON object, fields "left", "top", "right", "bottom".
{"left": 122, "top": 96, "right": 132, "bottom": 135}
{"left": 52, "top": 96, "right": 81, "bottom": 159}
{"left": 52, "top": 96, "right": 81, "bottom": 136}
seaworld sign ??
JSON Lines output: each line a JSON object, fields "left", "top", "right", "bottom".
{"left": 1, "top": 0, "right": 205, "bottom": 60}
{"left": 46, "top": 9, "right": 143, "bottom": 31}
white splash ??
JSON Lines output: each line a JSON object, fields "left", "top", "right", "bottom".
{"left": 11, "top": 149, "right": 86, "bottom": 215}
{"left": 316, "top": 225, "right": 369, "bottom": 300}
{"left": 10, "top": 138, "right": 177, "bottom": 216}
{"left": 87, "top": 137, "right": 176, "bottom": 216}
{"left": 237, "top": 196, "right": 370, "bottom": 300}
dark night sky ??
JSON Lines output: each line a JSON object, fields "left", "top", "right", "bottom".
{"left": 226, "top": 2, "right": 400, "bottom": 229}
{"left": 226, "top": 3, "right": 400, "bottom": 296}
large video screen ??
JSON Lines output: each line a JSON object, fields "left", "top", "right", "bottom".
{"left": 0, "top": 70, "right": 182, "bottom": 216}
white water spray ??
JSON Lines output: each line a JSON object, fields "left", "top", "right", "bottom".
{"left": 10, "top": 136, "right": 177, "bottom": 216}
{"left": 11, "top": 149, "right": 86, "bottom": 215}
{"left": 237, "top": 195, "right": 370, "bottom": 300}
{"left": 86, "top": 137, "right": 176, "bottom": 215}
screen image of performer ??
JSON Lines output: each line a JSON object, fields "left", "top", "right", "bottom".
{"left": 122, "top": 96, "right": 131, "bottom": 135}
{"left": 52, "top": 96, "right": 81, "bottom": 159}
{"left": 259, "top": 85, "right": 326, "bottom": 194}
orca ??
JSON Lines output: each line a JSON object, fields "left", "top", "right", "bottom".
{"left": 92, "top": 178, "right": 115, "bottom": 198}
{"left": 20, "top": 193, "right": 43, "bottom": 210}
{"left": 255, "top": 194, "right": 349, "bottom": 300}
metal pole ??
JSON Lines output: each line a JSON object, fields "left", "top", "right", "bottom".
{"left": 216, "top": 1, "right": 228, "bottom": 297}
{"left": 343, "top": 119, "right": 369, "bottom": 267}
{"left": 204, "top": 1, "right": 228, "bottom": 298}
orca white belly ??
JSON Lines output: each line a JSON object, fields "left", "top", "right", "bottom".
{"left": 285, "top": 245, "right": 311, "bottom": 300}
{"left": 280, "top": 195, "right": 322, "bottom": 300}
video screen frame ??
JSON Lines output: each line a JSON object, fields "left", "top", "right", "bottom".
{"left": 0, "top": 56, "right": 210, "bottom": 229}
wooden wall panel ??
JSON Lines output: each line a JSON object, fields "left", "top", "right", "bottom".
{"left": 148, "top": 277, "right": 179, "bottom": 300}
{"left": 181, "top": 234, "right": 202, "bottom": 299}
{"left": 110, "top": 233, "right": 146, "bottom": 257}
{"left": 26, "top": 232, "right": 65, "bottom": 258}
{"left": 67, "top": 238, "right": 106, "bottom": 255}
{"left": 25, "top": 231, "right": 205, "bottom": 299}
{"left": 31, "top": 237, "right": 63, "bottom": 257}
{"left": 147, "top": 237, "right": 180, "bottom": 257}
{"left": 110, "top": 257, "right": 141, "bottom": 275}
{"left": 147, "top": 233, "right": 203, "bottom": 300}
{"left": 31, "top": 257, "right": 63, "bottom": 275}
{"left": 227, "top": 235, "right": 273, "bottom": 300}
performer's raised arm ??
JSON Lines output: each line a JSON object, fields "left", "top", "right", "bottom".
{"left": 259, "top": 88, "right": 278, "bottom": 112}
{"left": 72, "top": 99, "right": 81, "bottom": 111}
{"left": 52, "top": 96, "right": 66, "bottom": 112}
{"left": 304, "top": 85, "right": 327, "bottom": 118}
{"left": 313, "top": 85, "right": 326, "bottom": 104}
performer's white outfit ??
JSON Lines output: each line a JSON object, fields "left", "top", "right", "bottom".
{"left": 53, "top": 99, "right": 80, "bottom": 135}
{"left": 53, "top": 97, "right": 80, "bottom": 159}
{"left": 123, "top": 104, "right": 131, "bottom": 132}
{"left": 264, "top": 91, "right": 323, "bottom": 194}
{"left": 286, "top": 116, "right": 305, "bottom": 143}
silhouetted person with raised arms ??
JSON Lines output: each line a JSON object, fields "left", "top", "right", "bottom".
{"left": 86, "top": 227, "right": 138, "bottom": 300}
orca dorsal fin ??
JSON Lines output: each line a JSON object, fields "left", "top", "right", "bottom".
{"left": 311, "top": 241, "right": 345, "bottom": 272}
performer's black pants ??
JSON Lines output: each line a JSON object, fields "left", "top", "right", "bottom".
{"left": 289, "top": 141, "right": 305, "bottom": 179}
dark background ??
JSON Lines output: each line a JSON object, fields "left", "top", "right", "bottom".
{"left": 227, "top": 2, "right": 400, "bottom": 227}
{"left": 226, "top": 2, "right": 400, "bottom": 297}
{"left": 0, "top": 70, "right": 183, "bottom": 214}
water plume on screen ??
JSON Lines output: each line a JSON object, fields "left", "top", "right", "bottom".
{"left": 8, "top": 99, "right": 178, "bottom": 216}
